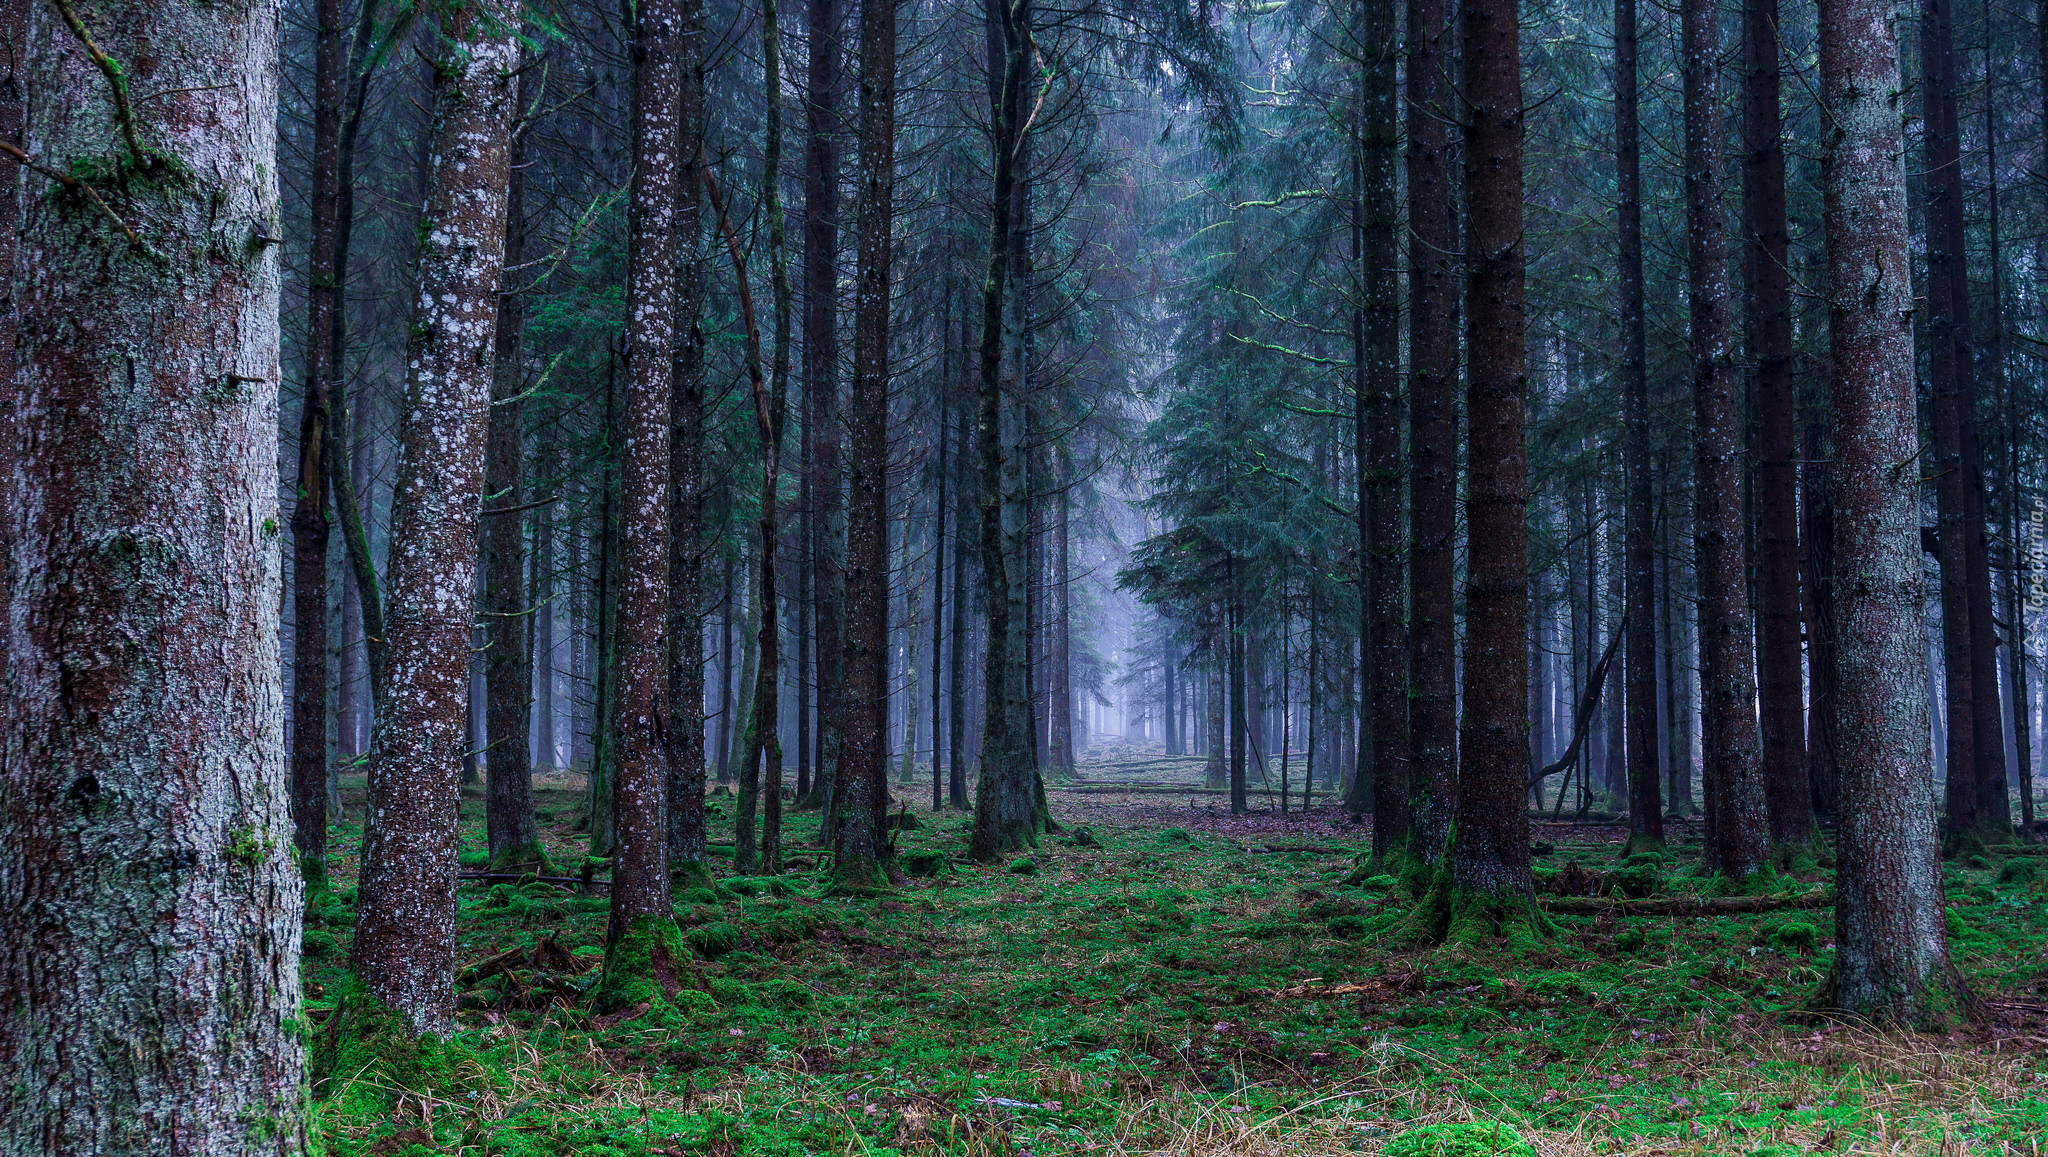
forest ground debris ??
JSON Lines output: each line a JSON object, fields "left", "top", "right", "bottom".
{"left": 303, "top": 763, "right": 2048, "bottom": 1156}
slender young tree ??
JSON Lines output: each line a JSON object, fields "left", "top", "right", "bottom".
{"left": 0, "top": 0, "right": 307, "bottom": 1147}
{"left": 290, "top": 0, "right": 346, "bottom": 889}
{"left": 1405, "top": 0, "right": 1458, "bottom": 863}
{"left": 805, "top": 0, "right": 847, "bottom": 814}
{"left": 1684, "top": 0, "right": 1770, "bottom": 880}
{"left": 667, "top": 0, "right": 712, "bottom": 875}
{"left": 482, "top": 61, "right": 541, "bottom": 871}
{"left": 1616, "top": 0, "right": 1661, "bottom": 849}
{"left": 1815, "top": 0, "right": 1968, "bottom": 1023}
{"left": 351, "top": 0, "right": 521, "bottom": 1036}
{"left": 833, "top": 0, "right": 900, "bottom": 890}
{"left": 599, "top": 0, "right": 688, "bottom": 1005}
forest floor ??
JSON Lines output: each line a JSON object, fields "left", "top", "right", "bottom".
{"left": 305, "top": 750, "right": 2048, "bottom": 1157}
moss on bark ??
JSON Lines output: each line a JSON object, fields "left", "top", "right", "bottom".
{"left": 593, "top": 914, "right": 691, "bottom": 1013}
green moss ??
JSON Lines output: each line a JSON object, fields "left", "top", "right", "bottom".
{"left": 679, "top": 886, "right": 720, "bottom": 905}
{"left": 1765, "top": 921, "right": 1819, "bottom": 954}
{"left": 900, "top": 848, "right": 949, "bottom": 877}
{"left": 1157, "top": 827, "right": 1193, "bottom": 843}
{"left": 223, "top": 826, "right": 273, "bottom": 869}
{"left": 1007, "top": 857, "right": 1040, "bottom": 876}
{"left": 687, "top": 922, "right": 746, "bottom": 958}
{"left": 301, "top": 927, "right": 337, "bottom": 958}
{"left": 1382, "top": 1121, "right": 1536, "bottom": 1157}
{"left": 311, "top": 976, "right": 472, "bottom": 1116}
{"left": 593, "top": 915, "right": 692, "bottom": 1012}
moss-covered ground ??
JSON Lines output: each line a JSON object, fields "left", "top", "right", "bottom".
{"left": 303, "top": 759, "right": 2048, "bottom": 1156}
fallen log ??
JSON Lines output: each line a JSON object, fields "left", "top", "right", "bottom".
{"left": 1539, "top": 891, "right": 1832, "bottom": 917}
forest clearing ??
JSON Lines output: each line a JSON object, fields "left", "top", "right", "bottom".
{"left": 299, "top": 761, "right": 2048, "bottom": 1156}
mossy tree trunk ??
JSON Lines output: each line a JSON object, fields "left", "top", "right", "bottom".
{"left": 352, "top": 0, "right": 522, "bottom": 1038}
{"left": 1814, "top": 0, "right": 1969, "bottom": 1027}
{"left": 1, "top": 0, "right": 307, "bottom": 1148}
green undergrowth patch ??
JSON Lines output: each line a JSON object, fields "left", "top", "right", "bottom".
{"left": 304, "top": 776, "right": 2048, "bottom": 1155}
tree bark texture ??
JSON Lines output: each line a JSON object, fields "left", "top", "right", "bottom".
{"left": 1361, "top": 0, "right": 1406, "bottom": 861}
{"left": 667, "top": 0, "right": 709, "bottom": 870}
{"left": 482, "top": 64, "right": 538, "bottom": 870}
{"left": 834, "top": 0, "right": 897, "bottom": 889}
{"left": 1684, "top": 0, "right": 1770, "bottom": 879}
{"left": 804, "top": 0, "right": 846, "bottom": 814}
{"left": 1406, "top": 0, "right": 1458, "bottom": 862}
{"left": 352, "top": 0, "right": 520, "bottom": 1036}
{"left": 1816, "top": 0, "right": 1961, "bottom": 1025}
{"left": 1451, "top": 0, "right": 1536, "bottom": 916}
{"left": 1, "top": 0, "right": 307, "bottom": 1149}
{"left": 609, "top": 0, "right": 683, "bottom": 944}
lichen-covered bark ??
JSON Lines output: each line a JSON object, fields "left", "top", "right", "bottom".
{"left": 1815, "top": 0, "right": 1963, "bottom": 1026}
{"left": 834, "top": 0, "right": 898, "bottom": 891}
{"left": 802, "top": 0, "right": 845, "bottom": 815}
{"left": 0, "top": 0, "right": 306, "bottom": 1150}
{"left": 481, "top": 63, "right": 537, "bottom": 870}
{"left": 1684, "top": 0, "right": 1770, "bottom": 880}
{"left": 609, "top": 0, "right": 683, "bottom": 945}
{"left": 351, "top": 0, "right": 521, "bottom": 1038}
{"left": 1451, "top": 0, "right": 1536, "bottom": 916}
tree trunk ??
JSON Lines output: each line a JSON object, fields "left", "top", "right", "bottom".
{"left": 482, "top": 66, "right": 539, "bottom": 871}
{"left": 1230, "top": 595, "right": 1250, "bottom": 814}
{"left": 1406, "top": 0, "right": 1458, "bottom": 859}
{"left": 1803, "top": 417, "right": 1840, "bottom": 818}
{"left": 1815, "top": 0, "right": 1965, "bottom": 1023}
{"left": 1743, "top": 0, "right": 1807, "bottom": 850}
{"left": 970, "top": 0, "right": 1044, "bottom": 859}
{"left": 1616, "top": 0, "right": 1660, "bottom": 846}
{"left": 291, "top": 0, "right": 344, "bottom": 888}
{"left": 1361, "top": 0, "right": 1407, "bottom": 858}
{"left": 1443, "top": 0, "right": 1538, "bottom": 937}
{"left": 1049, "top": 458, "right": 1073, "bottom": 772}
{"left": 352, "top": 0, "right": 521, "bottom": 1036}
{"left": 1684, "top": 0, "right": 1769, "bottom": 879}
{"left": 833, "top": 0, "right": 899, "bottom": 890}
{"left": 599, "top": 0, "right": 687, "bottom": 1005}
{"left": 667, "top": 1, "right": 710, "bottom": 870}
{"left": 805, "top": 0, "right": 847, "bottom": 815}
{"left": 1922, "top": 0, "right": 2006, "bottom": 845}
{"left": 932, "top": 408, "right": 949, "bottom": 807}
{"left": 1, "top": 0, "right": 307, "bottom": 1146}
{"left": 949, "top": 402, "right": 972, "bottom": 807}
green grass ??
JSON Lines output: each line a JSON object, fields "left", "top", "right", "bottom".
{"left": 302, "top": 772, "right": 2048, "bottom": 1156}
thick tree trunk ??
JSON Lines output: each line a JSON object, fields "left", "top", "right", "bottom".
{"left": 1815, "top": 0, "right": 1965, "bottom": 1023}
{"left": 1361, "top": 0, "right": 1407, "bottom": 859}
{"left": 1684, "top": 0, "right": 1770, "bottom": 880}
{"left": 1, "top": 1, "right": 306, "bottom": 1147}
{"left": 1405, "top": 0, "right": 1458, "bottom": 861}
{"left": 1743, "top": 0, "right": 1808, "bottom": 850}
{"left": 599, "top": 0, "right": 686, "bottom": 1006}
{"left": 1803, "top": 418, "right": 1840, "bottom": 818}
{"left": 482, "top": 69, "right": 539, "bottom": 871}
{"left": 833, "top": 0, "right": 898, "bottom": 890}
{"left": 292, "top": 0, "right": 344, "bottom": 887}
{"left": 805, "top": 0, "right": 846, "bottom": 814}
{"left": 1441, "top": 0, "right": 1538, "bottom": 939}
{"left": 970, "top": 0, "right": 1043, "bottom": 859}
{"left": 352, "top": 1, "right": 520, "bottom": 1036}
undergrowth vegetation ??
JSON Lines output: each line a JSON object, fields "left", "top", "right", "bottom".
{"left": 303, "top": 778, "right": 2048, "bottom": 1156}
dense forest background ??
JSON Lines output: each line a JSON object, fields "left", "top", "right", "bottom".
{"left": 9, "top": 0, "right": 2048, "bottom": 1151}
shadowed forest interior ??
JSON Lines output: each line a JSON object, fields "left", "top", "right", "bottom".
{"left": 8, "top": 0, "right": 2048, "bottom": 1152}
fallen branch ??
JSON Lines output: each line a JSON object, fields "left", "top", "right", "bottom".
{"left": 457, "top": 872, "right": 600, "bottom": 890}
{"left": 1539, "top": 891, "right": 1832, "bottom": 917}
